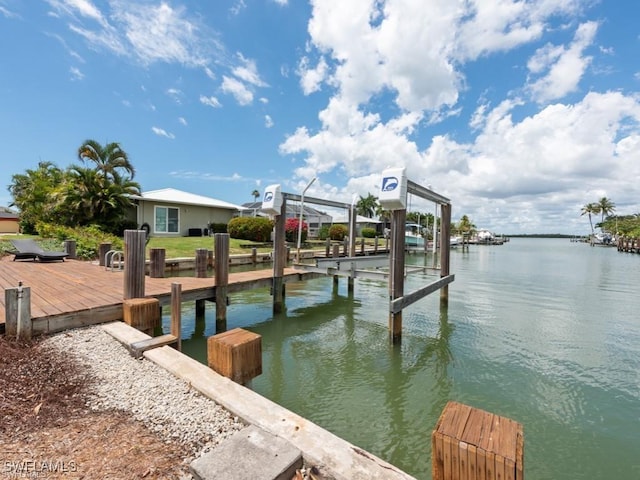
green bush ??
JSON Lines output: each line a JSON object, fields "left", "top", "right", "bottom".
{"left": 227, "top": 217, "right": 273, "bottom": 242}
{"left": 361, "top": 227, "right": 377, "bottom": 238}
{"left": 35, "top": 222, "right": 123, "bottom": 260}
{"left": 317, "top": 225, "right": 330, "bottom": 240}
{"left": 329, "top": 224, "right": 348, "bottom": 241}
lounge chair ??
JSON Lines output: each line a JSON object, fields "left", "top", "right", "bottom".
{"left": 10, "top": 239, "right": 69, "bottom": 262}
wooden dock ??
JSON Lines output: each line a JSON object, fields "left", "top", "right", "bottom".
{"left": 0, "top": 258, "right": 320, "bottom": 335}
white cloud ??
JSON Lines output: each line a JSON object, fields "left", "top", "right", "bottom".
{"left": 230, "top": 0, "right": 246, "bottom": 16}
{"left": 151, "top": 126, "right": 175, "bottom": 139}
{"left": 69, "top": 66, "right": 84, "bottom": 80}
{"left": 297, "top": 56, "right": 328, "bottom": 95}
{"left": 232, "top": 53, "right": 267, "bottom": 87}
{"left": 200, "top": 95, "right": 222, "bottom": 108}
{"left": 265, "top": 115, "right": 274, "bottom": 128}
{"left": 49, "top": 0, "right": 223, "bottom": 67}
{"left": 527, "top": 21, "right": 599, "bottom": 102}
{"left": 178, "top": 117, "right": 187, "bottom": 126}
{"left": 221, "top": 75, "right": 253, "bottom": 105}
{"left": 272, "top": 0, "right": 288, "bottom": 5}
{"left": 166, "top": 88, "right": 183, "bottom": 104}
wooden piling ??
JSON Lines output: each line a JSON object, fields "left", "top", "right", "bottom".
{"left": 432, "top": 401, "right": 524, "bottom": 480}
{"left": 63, "top": 240, "right": 76, "bottom": 259}
{"left": 98, "top": 242, "right": 112, "bottom": 267}
{"left": 389, "top": 209, "right": 406, "bottom": 343}
{"left": 272, "top": 197, "right": 287, "bottom": 314}
{"left": 123, "top": 297, "right": 160, "bottom": 335}
{"left": 374, "top": 236, "right": 379, "bottom": 254}
{"left": 149, "top": 248, "right": 166, "bottom": 278}
{"left": 251, "top": 247, "right": 257, "bottom": 265}
{"left": 5, "top": 285, "right": 31, "bottom": 341}
{"left": 123, "top": 230, "right": 146, "bottom": 299}
{"left": 207, "top": 328, "right": 262, "bottom": 385}
{"left": 325, "top": 238, "right": 331, "bottom": 258}
{"left": 171, "top": 282, "right": 182, "bottom": 351}
{"left": 195, "top": 248, "right": 208, "bottom": 278}
{"left": 215, "top": 233, "right": 230, "bottom": 329}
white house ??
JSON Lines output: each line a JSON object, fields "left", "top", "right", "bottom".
{"left": 129, "top": 188, "right": 244, "bottom": 237}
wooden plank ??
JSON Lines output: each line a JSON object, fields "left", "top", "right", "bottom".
{"left": 130, "top": 334, "right": 178, "bottom": 359}
{"left": 459, "top": 441, "right": 469, "bottom": 480}
{"left": 485, "top": 451, "right": 495, "bottom": 480}
{"left": 476, "top": 447, "right": 486, "bottom": 480}
{"left": 432, "top": 431, "right": 445, "bottom": 480}
{"left": 467, "top": 444, "right": 477, "bottom": 480}
{"left": 443, "top": 433, "right": 453, "bottom": 480}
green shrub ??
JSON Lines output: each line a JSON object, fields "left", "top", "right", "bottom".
{"left": 361, "top": 227, "right": 377, "bottom": 238}
{"left": 35, "top": 222, "right": 123, "bottom": 260}
{"left": 329, "top": 224, "right": 348, "bottom": 241}
{"left": 227, "top": 217, "right": 273, "bottom": 242}
{"left": 317, "top": 225, "right": 330, "bottom": 240}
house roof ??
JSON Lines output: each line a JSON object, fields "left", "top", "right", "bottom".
{"left": 132, "top": 188, "right": 244, "bottom": 211}
{"left": 0, "top": 211, "right": 19, "bottom": 220}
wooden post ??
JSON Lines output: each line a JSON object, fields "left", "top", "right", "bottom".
{"left": 195, "top": 248, "right": 208, "bottom": 278}
{"left": 123, "top": 230, "right": 146, "bottom": 299}
{"left": 251, "top": 247, "right": 257, "bottom": 265}
{"left": 5, "top": 284, "right": 31, "bottom": 341}
{"left": 432, "top": 401, "right": 524, "bottom": 480}
{"left": 149, "top": 248, "right": 166, "bottom": 278}
{"left": 215, "top": 233, "right": 230, "bottom": 330}
{"left": 123, "top": 297, "right": 160, "bottom": 335}
{"left": 374, "top": 236, "right": 379, "bottom": 254}
{"left": 389, "top": 209, "right": 406, "bottom": 343}
{"left": 171, "top": 282, "right": 182, "bottom": 351}
{"left": 360, "top": 238, "right": 365, "bottom": 255}
{"left": 343, "top": 237, "right": 348, "bottom": 256}
{"left": 207, "top": 328, "right": 262, "bottom": 385}
{"left": 440, "top": 203, "right": 452, "bottom": 306}
{"left": 325, "top": 238, "right": 331, "bottom": 257}
{"left": 63, "top": 240, "right": 76, "bottom": 259}
{"left": 272, "top": 197, "right": 287, "bottom": 314}
{"left": 98, "top": 242, "right": 112, "bottom": 267}
{"left": 207, "top": 249, "right": 214, "bottom": 267}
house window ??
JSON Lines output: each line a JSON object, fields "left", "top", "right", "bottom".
{"left": 155, "top": 206, "right": 180, "bottom": 233}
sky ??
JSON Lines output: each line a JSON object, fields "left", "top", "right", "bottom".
{"left": 1, "top": 0, "right": 639, "bottom": 235}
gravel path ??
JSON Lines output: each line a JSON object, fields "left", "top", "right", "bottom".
{"left": 42, "top": 325, "right": 245, "bottom": 463}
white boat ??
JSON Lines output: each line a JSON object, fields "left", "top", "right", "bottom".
{"left": 405, "top": 223, "right": 425, "bottom": 247}
{"left": 450, "top": 236, "right": 463, "bottom": 247}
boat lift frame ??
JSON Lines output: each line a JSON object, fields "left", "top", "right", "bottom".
{"left": 268, "top": 180, "right": 454, "bottom": 343}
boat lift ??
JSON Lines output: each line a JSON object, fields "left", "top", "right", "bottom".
{"left": 261, "top": 169, "right": 454, "bottom": 342}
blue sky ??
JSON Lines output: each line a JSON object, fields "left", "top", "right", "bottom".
{"left": 1, "top": 0, "right": 639, "bottom": 234}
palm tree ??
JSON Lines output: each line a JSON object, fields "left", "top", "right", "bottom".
{"left": 596, "top": 197, "right": 615, "bottom": 226}
{"left": 78, "top": 139, "right": 135, "bottom": 180}
{"left": 356, "top": 193, "right": 378, "bottom": 218}
{"left": 580, "top": 203, "right": 599, "bottom": 235}
{"left": 251, "top": 189, "right": 260, "bottom": 203}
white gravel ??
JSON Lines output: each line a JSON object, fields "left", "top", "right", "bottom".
{"left": 42, "top": 325, "right": 245, "bottom": 461}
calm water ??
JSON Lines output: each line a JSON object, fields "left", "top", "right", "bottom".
{"left": 163, "top": 238, "right": 640, "bottom": 480}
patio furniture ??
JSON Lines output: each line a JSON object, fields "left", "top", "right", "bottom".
{"left": 10, "top": 239, "right": 69, "bottom": 262}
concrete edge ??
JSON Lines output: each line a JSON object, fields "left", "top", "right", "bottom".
{"left": 100, "top": 321, "right": 417, "bottom": 480}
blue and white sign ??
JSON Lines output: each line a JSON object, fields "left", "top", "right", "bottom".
{"left": 381, "top": 176, "right": 399, "bottom": 192}
{"left": 378, "top": 167, "right": 407, "bottom": 210}
{"left": 261, "top": 184, "right": 283, "bottom": 215}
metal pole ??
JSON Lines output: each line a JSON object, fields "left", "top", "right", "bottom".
{"left": 296, "top": 177, "right": 316, "bottom": 262}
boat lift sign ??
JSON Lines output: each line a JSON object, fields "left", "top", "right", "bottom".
{"left": 379, "top": 167, "right": 407, "bottom": 211}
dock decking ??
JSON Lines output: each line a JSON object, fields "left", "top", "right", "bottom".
{"left": 0, "top": 258, "right": 319, "bottom": 335}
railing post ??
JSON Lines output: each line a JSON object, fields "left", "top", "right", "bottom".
{"left": 171, "top": 282, "right": 182, "bottom": 351}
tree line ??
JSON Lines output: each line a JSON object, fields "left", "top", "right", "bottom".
{"left": 8, "top": 140, "right": 140, "bottom": 235}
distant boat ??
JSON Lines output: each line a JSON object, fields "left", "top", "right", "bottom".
{"left": 405, "top": 223, "right": 425, "bottom": 247}
{"left": 591, "top": 232, "right": 613, "bottom": 246}
{"left": 449, "top": 236, "right": 463, "bottom": 247}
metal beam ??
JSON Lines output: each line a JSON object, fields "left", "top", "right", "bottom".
{"left": 389, "top": 274, "right": 455, "bottom": 313}
{"left": 283, "top": 193, "right": 351, "bottom": 210}
{"left": 407, "top": 180, "right": 450, "bottom": 205}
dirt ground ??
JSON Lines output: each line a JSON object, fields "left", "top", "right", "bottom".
{"left": 0, "top": 335, "right": 193, "bottom": 479}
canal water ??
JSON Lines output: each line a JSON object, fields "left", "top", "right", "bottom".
{"left": 162, "top": 238, "right": 640, "bottom": 480}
